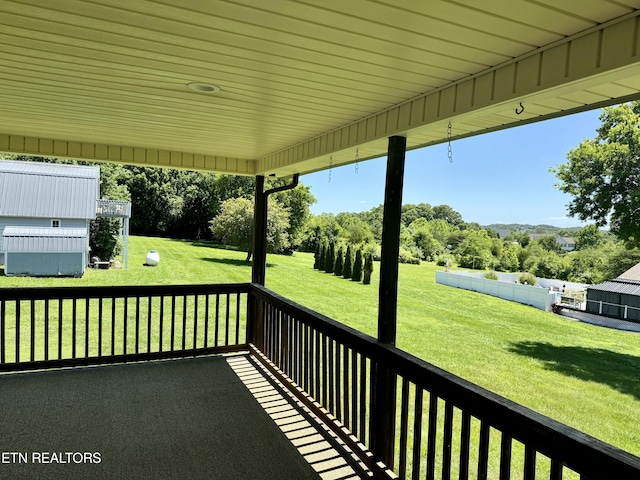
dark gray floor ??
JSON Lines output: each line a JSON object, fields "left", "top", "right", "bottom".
{"left": 0, "top": 355, "right": 323, "bottom": 480}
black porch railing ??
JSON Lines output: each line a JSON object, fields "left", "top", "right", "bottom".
{"left": 2, "top": 282, "right": 640, "bottom": 479}
{"left": 0, "top": 284, "right": 249, "bottom": 372}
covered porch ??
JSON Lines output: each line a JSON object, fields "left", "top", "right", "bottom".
{"left": 1, "top": 283, "right": 639, "bottom": 479}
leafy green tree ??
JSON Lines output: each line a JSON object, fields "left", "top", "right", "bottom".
{"left": 456, "top": 230, "right": 493, "bottom": 270}
{"left": 299, "top": 213, "right": 342, "bottom": 252}
{"left": 209, "top": 197, "right": 290, "bottom": 261}
{"left": 433, "top": 204, "right": 463, "bottom": 226}
{"left": 126, "top": 167, "right": 186, "bottom": 235}
{"left": 401, "top": 203, "right": 433, "bottom": 227}
{"left": 352, "top": 249, "right": 363, "bottom": 281}
{"left": 410, "top": 222, "right": 442, "bottom": 261}
{"left": 601, "top": 246, "right": 640, "bottom": 280}
{"left": 343, "top": 244, "right": 353, "bottom": 279}
{"left": 535, "top": 235, "right": 562, "bottom": 253}
{"left": 575, "top": 224, "right": 603, "bottom": 250}
{"left": 553, "top": 102, "right": 640, "bottom": 246}
{"left": 334, "top": 246, "right": 344, "bottom": 276}
{"left": 89, "top": 217, "right": 121, "bottom": 261}
{"left": 172, "top": 171, "right": 217, "bottom": 239}
{"left": 358, "top": 204, "right": 384, "bottom": 242}
{"left": 498, "top": 243, "right": 521, "bottom": 272}
{"left": 271, "top": 183, "right": 316, "bottom": 249}
{"left": 528, "top": 251, "right": 571, "bottom": 280}
{"left": 363, "top": 253, "right": 374, "bottom": 284}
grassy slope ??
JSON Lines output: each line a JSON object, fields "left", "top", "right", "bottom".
{"left": 2, "top": 235, "right": 639, "bottom": 456}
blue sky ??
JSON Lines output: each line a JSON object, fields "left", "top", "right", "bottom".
{"left": 301, "top": 109, "right": 604, "bottom": 228}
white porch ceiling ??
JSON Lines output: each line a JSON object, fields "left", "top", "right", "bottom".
{"left": 0, "top": 0, "right": 639, "bottom": 176}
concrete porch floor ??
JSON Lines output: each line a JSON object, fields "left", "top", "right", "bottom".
{"left": 0, "top": 353, "right": 370, "bottom": 480}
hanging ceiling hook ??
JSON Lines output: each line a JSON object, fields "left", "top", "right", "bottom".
{"left": 515, "top": 102, "right": 525, "bottom": 115}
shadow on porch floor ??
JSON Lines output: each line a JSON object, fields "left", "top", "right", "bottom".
{"left": 0, "top": 353, "right": 370, "bottom": 480}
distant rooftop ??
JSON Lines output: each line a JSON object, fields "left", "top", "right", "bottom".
{"left": 0, "top": 160, "right": 100, "bottom": 220}
{"left": 0, "top": 159, "right": 99, "bottom": 179}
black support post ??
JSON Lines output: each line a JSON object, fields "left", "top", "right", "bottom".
{"left": 371, "top": 135, "right": 406, "bottom": 469}
{"left": 252, "top": 175, "right": 267, "bottom": 286}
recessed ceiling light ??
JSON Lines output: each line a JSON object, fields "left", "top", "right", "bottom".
{"left": 187, "top": 82, "right": 221, "bottom": 94}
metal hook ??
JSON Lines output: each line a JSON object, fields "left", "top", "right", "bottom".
{"left": 515, "top": 102, "right": 524, "bottom": 115}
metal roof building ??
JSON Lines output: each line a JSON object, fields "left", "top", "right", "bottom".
{"left": 2, "top": 227, "right": 88, "bottom": 277}
{"left": 0, "top": 160, "right": 99, "bottom": 275}
{"left": 586, "top": 276, "right": 640, "bottom": 322}
{"left": 0, "top": 160, "right": 99, "bottom": 220}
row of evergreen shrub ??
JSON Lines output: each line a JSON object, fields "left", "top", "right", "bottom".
{"left": 314, "top": 242, "right": 373, "bottom": 284}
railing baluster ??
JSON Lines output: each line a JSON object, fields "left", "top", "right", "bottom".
{"left": 98, "top": 297, "right": 103, "bottom": 357}
{"left": 292, "top": 317, "right": 298, "bottom": 384}
{"left": 1, "top": 300, "right": 5, "bottom": 364}
{"left": 72, "top": 298, "right": 77, "bottom": 359}
{"left": 359, "top": 355, "right": 367, "bottom": 442}
{"left": 235, "top": 292, "right": 241, "bottom": 344}
{"left": 110, "top": 297, "right": 115, "bottom": 357}
{"left": 550, "top": 459, "right": 563, "bottom": 480}
{"left": 500, "top": 433, "right": 512, "bottom": 480}
{"left": 85, "top": 298, "right": 90, "bottom": 358}
{"left": 16, "top": 300, "right": 20, "bottom": 363}
{"left": 524, "top": 446, "right": 536, "bottom": 480}
{"left": 478, "top": 421, "right": 490, "bottom": 480}
{"left": 343, "top": 346, "right": 350, "bottom": 428}
{"left": 159, "top": 295, "right": 164, "bottom": 352}
{"left": 123, "top": 297, "right": 128, "bottom": 355}
{"left": 193, "top": 294, "right": 198, "bottom": 349}
{"left": 204, "top": 294, "right": 209, "bottom": 349}
{"left": 427, "top": 393, "right": 438, "bottom": 480}
{"left": 30, "top": 299, "right": 35, "bottom": 362}
{"left": 135, "top": 296, "right": 140, "bottom": 354}
{"left": 314, "top": 325, "right": 320, "bottom": 400}
{"left": 182, "top": 296, "right": 187, "bottom": 350}
{"left": 147, "top": 296, "right": 152, "bottom": 353}
{"left": 335, "top": 342, "right": 342, "bottom": 420}
{"left": 398, "top": 378, "right": 410, "bottom": 479}
{"left": 459, "top": 412, "right": 471, "bottom": 480}
{"left": 321, "top": 333, "right": 328, "bottom": 408}
{"left": 214, "top": 294, "right": 220, "bottom": 348}
{"left": 412, "top": 388, "right": 423, "bottom": 480}
{"left": 309, "top": 327, "right": 315, "bottom": 399}
{"left": 442, "top": 402, "right": 454, "bottom": 480}
{"left": 225, "top": 292, "right": 230, "bottom": 346}
{"left": 351, "top": 349, "right": 358, "bottom": 435}
{"left": 44, "top": 299, "right": 49, "bottom": 362}
{"left": 170, "top": 296, "right": 176, "bottom": 351}
{"left": 58, "top": 299, "right": 63, "bottom": 360}
{"left": 302, "top": 323, "right": 308, "bottom": 392}
{"left": 328, "top": 339, "right": 335, "bottom": 413}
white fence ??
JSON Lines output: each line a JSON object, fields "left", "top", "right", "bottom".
{"left": 436, "top": 271, "right": 556, "bottom": 311}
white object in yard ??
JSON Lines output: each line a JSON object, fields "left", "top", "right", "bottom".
{"left": 146, "top": 250, "right": 160, "bottom": 266}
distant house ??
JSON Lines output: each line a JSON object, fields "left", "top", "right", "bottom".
{"left": 528, "top": 233, "right": 576, "bottom": 252}
{"left": 0, "top": 160, "right": 100, "bottom": 276}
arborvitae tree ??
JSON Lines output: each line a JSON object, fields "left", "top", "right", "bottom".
{"left": 334, "top": 246, "right": 344, "bottom": 276}
{"left": 363, "top": 253, "right": 373, "bottom": 284}
{"left": 313, "top": 243, "right": 320, "bottom": 269}
{"left": 326, "top": 241, "right": 335, "bottom": 273}
{"left": 352, "top": 249, "right": 363, "bottom": 281}
{"left": 343, "top": 245, "right": 353, "bottom": 279}
{"left": 318, "top": 243, "right": 326, "bottom": 271}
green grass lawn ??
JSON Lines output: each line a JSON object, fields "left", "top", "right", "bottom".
{"left": 2, "top": 235, "right": 640, "bottom": 460}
